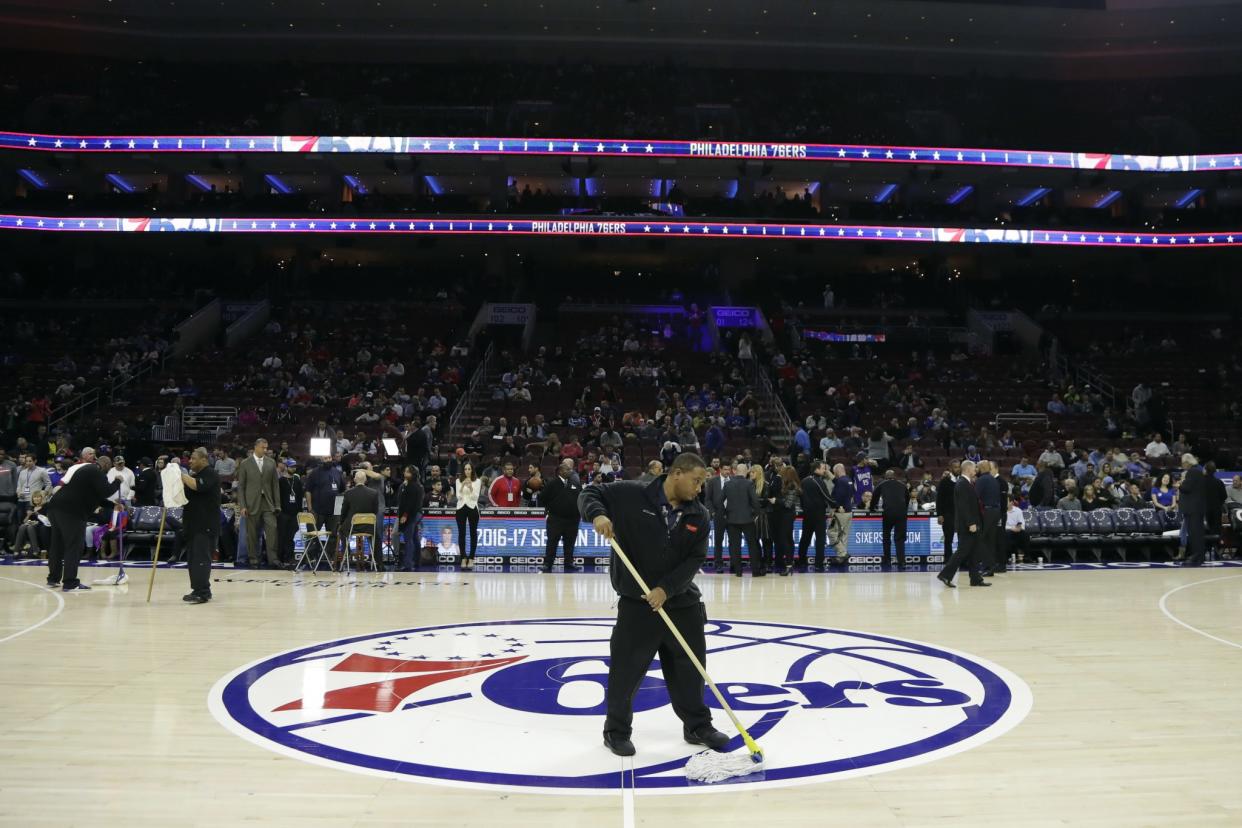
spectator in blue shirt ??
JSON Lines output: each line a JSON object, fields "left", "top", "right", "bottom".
{"left": 1011, "top": 457, "right": 1036, "bottom": 481}
{"left": 793, "top": 425, "right": 812, "bottom": 458}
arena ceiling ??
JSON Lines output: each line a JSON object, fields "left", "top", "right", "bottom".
{"left": 0, "top": 0, "right": 1240, "bottom": 77}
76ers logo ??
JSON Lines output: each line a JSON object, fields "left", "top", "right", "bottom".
{"left": 209, "top": 618, "right": 1031, "bottom": 794}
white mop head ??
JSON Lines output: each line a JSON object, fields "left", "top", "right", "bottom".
{"left": 684, "top": 749, "right": 766, "bottom": 784}
{"left": 92, "top": 570, "right": 129, "bottom": 586}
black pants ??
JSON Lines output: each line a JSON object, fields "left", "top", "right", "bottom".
{"left": 981, "top": 508, "right": 1002, "bottom": 572}
{"left": 881, "top": 513, "right": 907, "bottom": 568}
{"left": 542, "top": 515, "right": 578, "bottom": 569}
{"left": 941, "top": 517, "right": 956, "bottom": 560}
{"left": 277, "top": 512, "right": 298, "bottom": 564}
{"left": 938, "top": 528, "right": 983, "bottom": 584}
{"left": 186, "top": 532, "right": 215, "bottom": 596}
{"left": 772, "top": 507, "right": 796, "bottom": 570}
{"left": 456, "top": 506, "right": 479, "bottom": 558}
{"left": 312, "top": 512, "right": 339, "bottom": 561}
{"left": 605, "top": 597, "right": 712, "bottom": 739}
{"left": 710, "top": 513, "right": 728, "bottom": 567}
{"left": 798, "top": 514, "right": 828, "bottom": 568}
{"left": 1006, "top": 529, "right": 1029, "bottom": 563}
{"left": 726, "top": 522, "right": 761, "bottom": 574}
{"left": 47, "top": 514, "right": 86, "bottom": 588}
{"left": 1184, "top": 512, "right": 1206, "bottom": 565}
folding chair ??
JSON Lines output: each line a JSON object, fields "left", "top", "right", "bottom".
{"left": 297, "top": 511, "right": 333, "bottom": 573}
{"left": 343, "top": 513, "right": 379, "bottom": 573}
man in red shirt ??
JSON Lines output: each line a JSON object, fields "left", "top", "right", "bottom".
{"left": 489, "top": 463, "right": 523, "bottom": 508}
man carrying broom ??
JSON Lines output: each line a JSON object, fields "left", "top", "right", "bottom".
{"left": 578, "top": 452, "right": 730, "bottom": 757}
{"left": 176, "top": 447, "right": 221, "bottom": 604}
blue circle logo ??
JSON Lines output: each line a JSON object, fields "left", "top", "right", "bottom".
{"left": 209, "top": 618, "right": 1031, "bottom": 794}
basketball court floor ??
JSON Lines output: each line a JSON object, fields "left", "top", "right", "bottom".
{"left": 2, "top": 561, "right": 1240, "bottom": 827}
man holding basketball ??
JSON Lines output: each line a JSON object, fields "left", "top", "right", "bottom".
{"left": 578, "top": 452, "right": 729, "bottom": 757}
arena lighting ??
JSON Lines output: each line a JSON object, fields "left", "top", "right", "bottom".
{"left": 1015, "top": 187, "right": 1051, "bottom": 207}
{"left": 16, "top": 169, "right": 47, "bottom": 189}
{"left": 7, "top": 131, "right": 1238, "bottom": 174}
{"left": 3, "top": 212, "right": 1241, "bottom": 249}
{"left": 874, "top": 183, "right": 898, "bottom": 203}
{"left": 343, "top": 174, "right": 368, "bottom": 195}
{"left": 185, "top": 173, "right": 213, "bottom": 192}
{"left": 1174, "top": 188, "right": 1203, "bottom": 209}
{"left": 423, "top": 175, "right": 444, "bottom": 195}
{"left": 381, "top": 438, "right": 401, "bottom": 458}
{"left": 264, "top": 174, "right": 294, "bottom": 194}
{"left": 945, "top": 185, "right": 973, "bottom": 205}
{"left": 1094, "top": 190, "right": 1122, "bottom": 209}
{"left": 104, "top": 173, "right": 135, "bottom": 193}
{"left": 309, "top": 438, "right": 332, "bottom": 458}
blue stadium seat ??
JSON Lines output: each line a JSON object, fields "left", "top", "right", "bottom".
{"left": 1064, "top": 510, "right": 1091, "bottom": 535}
{"left": 1038, "top": 509, "right": 1066, "bottom": 535}
{"left": 1088, "top": 509, "right": 1116, "bottom": 535}
{"left": 1113, "top": 508, "right": 1138, "bottom": 535}
{"left": 1136, "top": 509, "right": 1165, "bottom": 535}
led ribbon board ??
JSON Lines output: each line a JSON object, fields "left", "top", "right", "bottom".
{"left": 2, "top": 214, "right": 1239, "bottom": 249}
{"left": 2, "top": 132, "right": 1239, "bottom": 173}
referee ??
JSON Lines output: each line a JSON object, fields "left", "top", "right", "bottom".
{"left": 178, "top": 447, "right": 221, "bottom": 604}
{"left": 578, "top": 452, "right": 729, "bottom": 757}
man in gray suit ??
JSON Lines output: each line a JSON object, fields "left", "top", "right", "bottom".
{"left": 722, "top": 463, "right": 762, "bottom": 577}
{"left": 236, "top": 437, "right": 284, "bottom": 569}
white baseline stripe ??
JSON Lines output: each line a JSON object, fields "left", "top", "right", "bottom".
{"left": 1158, "top": 573, "right": 1242, "bottom": 650}
{"left": 0, "top": 576, "right": 66, "bottom": 644}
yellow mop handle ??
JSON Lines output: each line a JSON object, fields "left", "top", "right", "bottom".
{"left": 608, "top": 537, "right": 761, "bottom": 756}
{"left": 145, "top": 506, "right": 167, "bottom": 603}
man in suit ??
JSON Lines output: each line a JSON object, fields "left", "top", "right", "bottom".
{"left": 937, "top": 460, "right": 990, "bottom": 588}
{"left": 723, "top": 464, "right": 762, "bottom": 576}
{"left": 1028, "top": 461, "right": 1057, "bottom": 509}
{"left": 45, "top": 447, "right": 121, "bottom": 592}
{"left": 703, "top": 463, "right": 731, "bottom": 572}
{"left": 410, "top": 416, "right": 437, "bottom": 473}
{"left": 236, "top": 437, "right": 283, "bottom": 569}
{"left": 339, "top": 470, "right": 381, "bottom": 566}
{"left": 873, "top": 469, "right": 910, "bottom": 570}
{"left": 541, "top": 459, "right": 582, "bottom": 572}
{"left": 1204, "top": 461, "right": 1228, "bottom": 559}
{"left": 1179, "top": 453, "right": 1207, "bottom": 567}
{"left": 936, "top": 460, "right": 960, "bottom": 561}
{"left": 797, "top": 461, "right": 834, "bottom": 571}
{"left": 975, "top": 460, "right": 1003, "bottom": 576}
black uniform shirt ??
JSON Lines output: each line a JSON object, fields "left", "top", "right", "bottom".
{"left": 183, "top": 466, "right": 222, "bottom": 537}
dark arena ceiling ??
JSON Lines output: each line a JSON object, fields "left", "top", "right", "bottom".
{"left": 1, "top": 0, "right": 1241, "bottom": 77}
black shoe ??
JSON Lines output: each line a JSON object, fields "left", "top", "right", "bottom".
{"left": 684, "top": 725, "right": 730, "bottom": 750}
{"left": 897, "top": 565, "right": 906, "bottom": 572}
{"left": 937, "top": 574, "right": 956, "bottom": 588}
{"left": 779, "top": 567, "right": 791, "bottom": 576}
{"left": 713, "top": 564, "right": 724, "bottom": 573}
{"left": 981, "top": 570, "right": 995, "bottom": 577}
{"left": 63, "top": 583, "right": 91, "bottom": 592}
{"left": 969, "top": 580, "right": 992, "bottom": 587}
{"left": 733, "top": 570, "right": 743, "bottom": 577}
{"left": 603, "top": 732, "right": 636, "bottom": 757}
{"left": 540, "top": 567, "right": 553, "bottom": 573}
{"left": 46, "top": 579, "right": 61, "bottom": 588}
{"left": 183, "top": 592, "right": 210, "bottom": 603}
{"left": 753, "top": 569, "right": 767, "bottom": 577}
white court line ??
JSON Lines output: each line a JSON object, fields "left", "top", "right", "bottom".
{"left": 0, "top": 576, "right": 66, "bottom": 644}
{"left": 1158, "top": 573, "right": 1242, "bottom": 651}
{"left": 621, "top": 754, "right": 635, "bottom": 828}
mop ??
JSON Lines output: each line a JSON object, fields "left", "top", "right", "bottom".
{"left": 608, "top": 538, "right": 766, "bottom": 784}
{"left": 146, "top": 460, "right": 189, "bottom": 602}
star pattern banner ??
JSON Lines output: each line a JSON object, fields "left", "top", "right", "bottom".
{"left": 2, "top": 213, "right": 1238, "bottom": 248}
{"left": 2, "top": 131, "right": 1238, "bottom": 173}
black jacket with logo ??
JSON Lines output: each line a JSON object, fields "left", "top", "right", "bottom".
{"left": 578, "top": 475, "right": 708, "bottom": 608}
{"left": 543, "top": 473, "right": 583, "bottom": 520}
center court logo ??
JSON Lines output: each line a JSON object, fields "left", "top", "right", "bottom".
{"left": 209, "top": 618, "right": 1031, "bottom": 794}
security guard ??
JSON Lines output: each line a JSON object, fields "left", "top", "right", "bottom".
{"left": 578, "top": 452, "right": 730, "bottom": 757}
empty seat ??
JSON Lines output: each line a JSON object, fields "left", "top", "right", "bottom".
{"left": 1088, "top": 509, "right": 1116, "bottom": 535}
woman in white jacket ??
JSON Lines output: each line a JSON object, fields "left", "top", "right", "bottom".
{"left": 455, "top": 463, "right": 482, "bottom": 569}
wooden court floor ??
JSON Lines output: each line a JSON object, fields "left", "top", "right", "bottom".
{"left": 1, "top": 562, "right": 1240, "bottom": 828}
